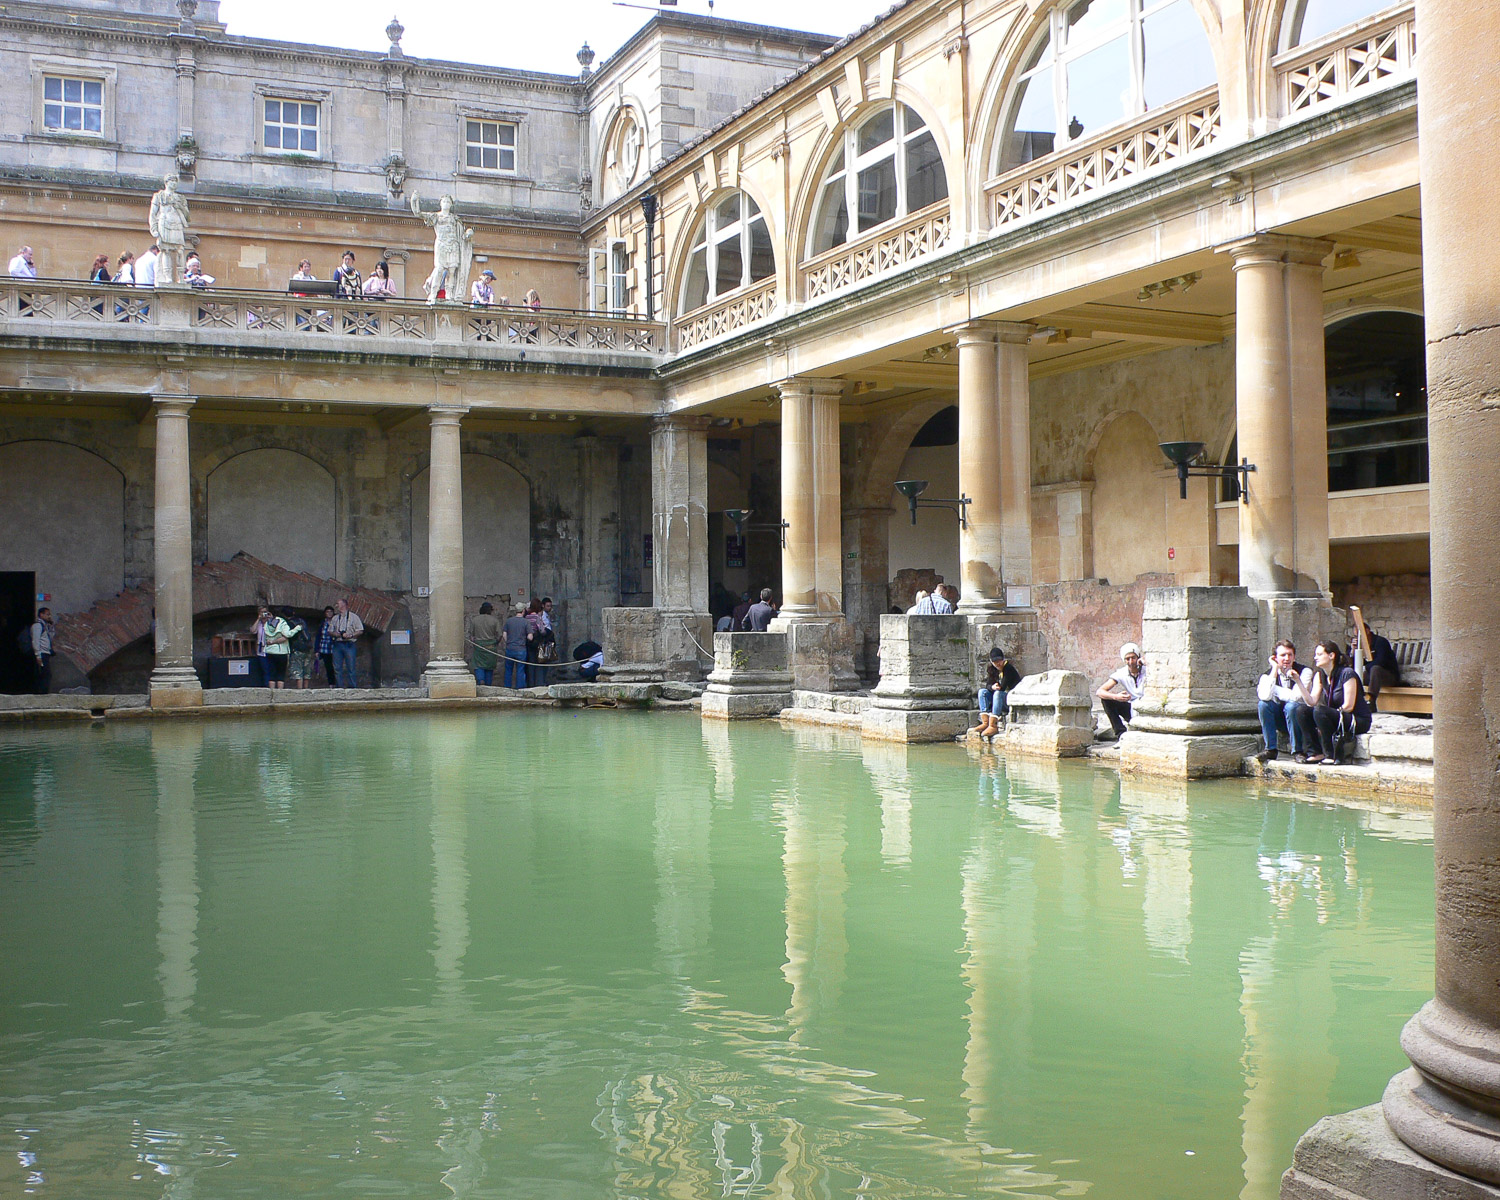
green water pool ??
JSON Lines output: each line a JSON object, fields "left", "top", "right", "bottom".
{"left": 0, "top": 711, "right": 1434, "bottom": 1199}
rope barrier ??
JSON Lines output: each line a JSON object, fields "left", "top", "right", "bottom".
{"left": 462, "top": 634, "right": 599, "bottom": 669}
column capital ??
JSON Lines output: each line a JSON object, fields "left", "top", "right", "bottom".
{"left": 152, "top": 395, "right": 196, "bottom": 418}
{"left": 774, "top": 377, "right": 844, "bottom": 402}
{"left": 651, "top": 414, "right": 711, "bottom": 435}
{"left": 946, "top": 319, "right": 1034, "bottom": 347}
{"left": 427, "top": 403, "right": 469, "bottom": 425}
{"left": 1218, "top": 233, "right": 1334, "bottom": 269}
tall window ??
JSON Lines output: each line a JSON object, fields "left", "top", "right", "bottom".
{"left": 264, "top": 98, "right": 319, "bottom": 154}
{"left": 466, "top": 120, "right": 517, "bottom": 172}
{"left": 1283, "top": 0, "right": 1392, "bottom": 48}
{"left": 610, "top": 242, "right": 631, "bottom": 313}
{"left": 1326, "top": 312, "right": 1427, "bottom": 492}
{"left": 999, "top": 0, "right": 1216, "bottom": 171}
{"left": 810, "top": 104, "right": 947, "bottom": 255}
{"left": 43, "top": 75, "right": 103, "bottom": 134}
{"left": 681, "top": 191, "right": 774, "bottom": 313}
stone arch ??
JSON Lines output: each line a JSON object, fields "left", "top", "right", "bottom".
{"left": 206, "top": 448, "right": 337, "bottom": 578}
{"left": 410, "top": 452, "right": 531, "bottom": 598}
{"left": 596, "top": 96, "right": 651, "bottom": 207}
{"left": 854, "top": 396, "right": 956, "bottom": 509}
{"left": 0, "top": 439, "right": 125, "bottom": 617}
{"left": 1086, "top": 410, "right": 1170, "bottom": 584}
{"left": 789, "top": 86, "right": 960, "bottom": 273}
{"left": 666, "top": 180, "right": 783, "bottom": 320}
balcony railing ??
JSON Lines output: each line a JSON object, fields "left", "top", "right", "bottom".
{"left": 801, "top": 202, "right": 952, "bottom": 303}
{"left": 675, "top": 278, "right": 779, "bottom": 351}
{"left": 1275, "top": 5, "right": 1415, "bottom": 120}
{"left": 984, "top": 89, "right": 1221, "bottom": 231}
{"left": 0, "top": 280, "right": 667, "bottom": 356}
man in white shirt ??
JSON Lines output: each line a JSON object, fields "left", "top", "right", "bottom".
{"left": 1255, "top": 638, "right": 1312, "bottom": 761}
{"left": 8, "top": 245, "right": 36, "bottom": 278}
{"left": 1096, "top": 642, "right": 1146, "bottom": 739}
{"left": 135, "top": 243, "right": 159, "bottom": 287}
{"left": 932, "top": 584, "right": 957, "bottom": 614}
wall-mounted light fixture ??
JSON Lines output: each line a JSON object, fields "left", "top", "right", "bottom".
{"left": 894, "top": 480, "right": 972, "bottom": 529}
{"left": 724, "top": 508, "right": 788, "bottom": 548}
{"left": 1158, "top": 441, "right": 1256, "bottom": 503}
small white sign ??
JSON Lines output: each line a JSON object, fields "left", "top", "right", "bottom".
{"left": 1006, "top": 585, "right": 1032, "bottom": 610}
{"left": 415, "top": 586, "right": 432, "bottom": 597}
{"left": 390, "top": 630, "right": 411, "bottom": 645}
{"left": 228, "top": 659, "right": 250, "bottom": 676}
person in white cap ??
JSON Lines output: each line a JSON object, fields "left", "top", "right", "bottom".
{"left": 470, "top": 268, "right": 496, "bottom": 307}
{"left": 1096, "top": 642, "right": 1146, "bottom": 740}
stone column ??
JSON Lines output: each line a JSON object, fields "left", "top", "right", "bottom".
{"left": 149, "top": 396, "right": 202, "bottom": 707}
{"left": 423, "top": 404, "right": 476, "bottom": 698}
{"left": 772, "top": 379, "right": 858, "bottom": 692}
{"left": 952, "top": 321, "right": 1034, "bottom": 616}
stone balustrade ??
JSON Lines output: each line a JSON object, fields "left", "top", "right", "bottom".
{"left": 674, "top": 278, "right": 778, "bottom": 351}
{"left": 801, "top": 203, "right": 951, "bottom": 302}
{"left": 1274, "top": 4, "right": 1415, "bottom": 121}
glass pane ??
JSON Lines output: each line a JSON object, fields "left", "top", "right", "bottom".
{"left": 748, "top": 217, "right": 774, "bottom": 282}
{"left": 1290, "top": 0, "right": 1389, "bottom": 46}
{"left": 483, "top": 124, "right": 498, "bottom": 145}
{"left": 499, "top": 148, "right": 514, "bottom": 170}
{"left": 1065, "top": 35, "right": 1132, "bottom": 139}
{"left": 825, "top": 147, "right": 845, "bottom": 178}
{"left": 1142, "top": 0, "right": 1217, "bottom": 109}
{"left": 498, "top": 124, "right": 515, "bottom": 146}
{"left": 1325, "top": 312, "right": 1429, "bottom": 491}
{"left": 1006, "top": 66, "right": 1057, "bottom": 166}
{"left": 301, "top": 104, "right": 318, "bottom": 127}
{"left": 857, "top": 157, "right": 898, "bottom": 231}
{"left": 904, "top": 107, "right": 926, "bottom": 131}
{"left": 714, "top": 233, "right": 744, "bottom": 296}
{"left": 44, "top": 104, "right": 60, "bottom": 129}
{"left": 905, "top": 131, "right": 948, "bottom": 211}
{"left": 64, "top": 107, "right": 81, "bottom": 130}
{"left": 265, "top": 99, "right": 280, "bottom": 123}
{"left": 1066, "top": 0, "right": 1129, "bottom": 45}
{"left": 812, "top": 179, "right": 849, "bottom": 252}
{"left": 466, "top": 121, "right": 480, "bottom": 144}
{"left": 45, "top": 77, "right": 61, "bottom": 101}
{"left": 483, "top": 147, "right": 498, "bottom": 169}
{"left": 858, "top": 108, "right": 895, "bottom": 156}
{"left": 684, "top": 250, "right": 709, "bottom": 311}
{"left": 300, "top": 129, "right": 317, "bottom": 151}
{"left": 745, "top": 194, "right": 761, "bottom": 217}
{"left": 265, "top": 125, "right": 281, "bottom": 149}
{"left": 84, "top": 80, "right": 102, "bottom": 104}
{"left": 716, "top": 193, "right": 741, "bottom": 226}
{"left": 467, "top": 146, "right": 482, "bottom": 168}
{"left": 63, "top": 78, "right": 81, "bottom": 102}
{"left": 83, "top": 107, "right": 102, "bottom": 132}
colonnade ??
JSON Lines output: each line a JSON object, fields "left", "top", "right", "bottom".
{"left": 146, "top": 400, "right": 474, "bottom": 706}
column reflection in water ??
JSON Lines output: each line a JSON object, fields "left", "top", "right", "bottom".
{"left": 154, "top": 723, "right": 202, "bottom": 1023}
{"left": 860, "top": 740, "right": 912, "bottom": 867}
{"left": 1117, "top": 776, "right": 1194, "bottom": 961}
{"left": 655, "top": 733, "right": 712, "bottom": 980}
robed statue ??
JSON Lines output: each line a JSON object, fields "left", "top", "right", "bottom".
{"left": 410, "top": 193, "right": 474, "bottom": 304}
{"left": 148, "top": 175, "right": 192, "bottom": 285}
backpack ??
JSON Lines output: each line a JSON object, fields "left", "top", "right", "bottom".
{"left": 288, "top": 619, "right": 310, "bottom": 653}
{"left": 16, "top": 623, "right": 35, "bottom": 654}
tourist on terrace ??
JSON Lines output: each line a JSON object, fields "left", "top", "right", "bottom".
{"left": 934, "top": 584, "right": 958, "bottom": 613}
{"left": 334, "top": 250, "right": 361, "bottom": 298}
{"left": 502, "top": 602, "right": 531, "bottom": 689}
{"left": 315, "top": 605, "right": 336, "bottom": 687}
{"left": 524, "top": 288, "right": 542, "bottom": 311}
{"left": 972, "top": 646, "right": 1021, "bottom": 740}
{"left": 284, "top": 609, "right": 313, "bottom": 690}
{"left": 329, "top": 598, "right": 363, "bottom": 688}
{"left": 292, "top": 260, "right": 316, "bottom": 285}
{"left": 183, "top": 253, "right": 214, "bottom": 288}
{"left": 252, "top": 606, "right": 271, "bottom": 681}
{"left": 1358, "top": 621, "right": 1402, "bottom": 710}
{"left": 28, "top": 607, "right": 54, "bottom": 694}
{"left": 112, "top": 251, "right": 135, "bottom": 285}
{"left": 1255, "top": 638, "right": 1312, "bottom": 762}
{"left": 908, "top": 589, "right": 933, "bottom": 614}
{"left": 1294, "top": 641, "right": 1372, "bottom": 765}
{"left": 1096, "top": 642, "right": 1146, "bottom": 740}
{"left": 8, "top": 245, "right": 36, "bottom": 278}
{"left": 731, "top": 591, "right": 753, "bottom": 631}
{"left": 88, "top": 254, "right": 111, "bottom": 283}
{"left": 136, "top": 243, "right": 159, "bottom": 288}
{"left": 746, "top": 588, "right": 777, "bottom": 631}
{"left": 362, "top": 259, "right": 398, "bottom": 298}
{"left": 261, "top": 608, "right": 293, "bottom": 689}
{"left": 526, "top": 597, "right": 556, "bottom": 688}
{"left": 470, "top": 601, "right": 501, "bottom": 687}
{"left": 471, "top": 269, "right": 496, "bottom": 306}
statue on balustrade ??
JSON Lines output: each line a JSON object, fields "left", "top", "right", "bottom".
{"left": 148, "top": 175, "right": 192, "bottom": 285}
{"left": 410, "top": 193, "right": 474, "bottom": 305}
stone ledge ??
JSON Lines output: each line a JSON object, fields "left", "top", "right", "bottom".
{"left": 1247, "top": 754, "right": 1433, "bottom": 801}
{"left": 791, "top": 690, "right": 871, "bottom": 714}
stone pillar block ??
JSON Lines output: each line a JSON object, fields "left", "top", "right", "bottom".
{"left": 998, "top": 670, "right": 1094, "bottom": 757}
{"left": 863, "top": 614, "right": 973, "bottom": 742}
{"left": 1258, "top": 594, "right": 1346, "bottom": 664}
{"left": 702, "top": 631, "right": 793, "bottom": 720}
{"left": 601, "top": 607, "right": 710, "bottom": 683}
{"left": 780, "top": 617, "right": 860, "bottom": 694}
{"left": 1121, "top": 585, "right": 1262, "bottom": 778}
{"left": 968, "top": 613, "right": 1047, "bottom": 684}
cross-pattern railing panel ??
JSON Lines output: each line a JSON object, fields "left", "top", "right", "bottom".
{"left": 801, "top": 204, "right": 951, "bottom": 303}
{"left": 985, "top": 90, "right": 1221, "bottom": 230}
{"left": 1276, "top": 6, "right": 1414, "bottom": 119}
{"left": 676, "top": 279, "right": 779, "bottom": 351}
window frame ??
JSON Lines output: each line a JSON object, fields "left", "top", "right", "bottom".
{"left": 1279, "top": 0, "right": 1399, "bottom": 51}
{"left": 464, "top": 117, "right": 519, "bottom": 175}
{"left": 679, "top": 189, "right": 776, "bottom": 316}
{"left": 808, "top": 102, "right": 948, "bottom": 258}
{"left": 609, "top": 240, "right": 632, "bottom": 314}
{"left": 459, "top": 108, "right": 526, "bottom": 180}
{"left": 29, "top": 58, "right": 117, "bottom": 143}
{"left": 252, "top": 85, "right": 330, "bottom": 161}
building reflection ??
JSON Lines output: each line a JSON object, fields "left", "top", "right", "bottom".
{"left": 1115, "top": 776, "right": 1194, "bottom": 961}
{"left": 152, "top": 722, "right": 203, "bottom": 1023}
{"left": 860, "top": 740, "right": 913, "bottom": 866}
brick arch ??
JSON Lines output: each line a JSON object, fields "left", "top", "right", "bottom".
{"left": 52, "top": 552, "right": 400, "bottom": 677}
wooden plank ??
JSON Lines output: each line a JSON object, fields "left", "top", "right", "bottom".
{"left": 1377, "top": 686, "right": 1433, "bottom": 716}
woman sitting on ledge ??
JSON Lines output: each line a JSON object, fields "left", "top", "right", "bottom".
{"left": 1294, "top": 641, "right": 1372, "bottom": 765}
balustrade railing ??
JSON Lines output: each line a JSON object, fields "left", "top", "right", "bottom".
{"left": 675, "top": 278, "right": 778, "bottom": 351}
{"left": 801, "top": 203, "right": 951, "bottom": 302}
{"left": 1275, "top": 5, "right": 1414, "bottom": 120}
{"left": 0, "top": 280, "right": 666, "bottom": 355}
{"left": 985, "top": 90, "right": 1221, "bottom": 230}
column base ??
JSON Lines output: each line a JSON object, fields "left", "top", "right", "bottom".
{"left": 1254, "top": 593, "right": 1344, "bottom": 662}
{"left": 766, "top": 615, "right": 860, "bottom": 693}
{"left": 862, "top": 707, "right": 974, "bottom": 743}
{"left": 601, "top": 607, "right": 711, "bottom": 683}
{"left": 1282, "top": 1103, "right": 1500, "bottom": 1200}
{"left": 702, "top": 631, "right": 793, "bottom": 720}
{"left": 1119, "top": 730, "right": 1262, "bottom": 778}
{"left": 149, "top": 666, "right": 204, "bottom": 708}
{"left": 422, "top": 659, "right": 477, "bottom": 699}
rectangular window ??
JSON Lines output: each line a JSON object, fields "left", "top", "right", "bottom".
{"left": 264, "top": 98, "right": 319, "bottom": 154}
{"left": 610, "top": 242, "right": 631, "bottom": 313}
{"left": 465, "top": 120, "right": 517, "bottom": 172}
{"left": 43, "top": 75, "right": 103, "bottom": 134}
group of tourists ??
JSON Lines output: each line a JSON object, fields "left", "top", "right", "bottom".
{"left": 467, "top": 598, "right": 558, "bottom": 689}
{"left": 717, "top": 588, "right": 781, "bottom": 633}
{"left": 251, "top": 600, "right": 363, "bottom": 689}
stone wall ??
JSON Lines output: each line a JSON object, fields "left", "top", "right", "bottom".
{"left": 1031, "top": 573, "right": 1175, "bottom": 700}
{"left": 1332, "top": 574, "right": 1433, "bottom": 644}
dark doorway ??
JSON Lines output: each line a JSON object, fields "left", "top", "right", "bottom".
{"left": 0, "top": 572, "right": 37, "bottom": 695}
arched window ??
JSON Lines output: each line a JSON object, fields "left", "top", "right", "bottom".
{"left": 681, "top": 191, "right": 774, "bottom": 313}
{"left": 810, "top": 104, "right": 948, "bottom": 255}
{"left": 1325, "top": 311, "right": 1427, "bottom": 492}
{"left": 1282, "top": 0, "right": 1393, "bottom": 49}
{"left": 1000, "top": 0, "right": 1216, "bottom": 171}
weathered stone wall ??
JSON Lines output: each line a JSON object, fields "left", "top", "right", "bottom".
{"left": 1332, "top": 574, "right": 1433, "bottom": 644}
{"left": 1031, "top": 573, "right": 1175, "bottom": 699}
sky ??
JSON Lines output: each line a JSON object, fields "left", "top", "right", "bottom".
{"left": 215, "top": 1, "right": 902, "bottom": 75}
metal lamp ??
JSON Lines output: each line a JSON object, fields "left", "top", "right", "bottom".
{"left": 723, "top": 508, "right": 788, "bottom": 547}
{"left": 1158, "top": 441, "right": 1256, "bottom": 503}
{"left": 894, "top": 480, "right": 971, "bottom": 529}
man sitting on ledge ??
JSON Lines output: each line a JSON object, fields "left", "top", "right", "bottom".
{"left": 1256, "top": 638, "right": 1311, "bottom": 762}
{"left": 1096, "top": 642, "right": 1145, "bottom": 741}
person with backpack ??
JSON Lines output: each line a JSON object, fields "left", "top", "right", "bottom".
{"left": 20, "top": 606, "right": 53, "bottom": 694}
{"left": 283, "top": 608, "right": 313, "bottom": 689}
{"left": 261, "top": 607, "right": 293, "bottom": 689}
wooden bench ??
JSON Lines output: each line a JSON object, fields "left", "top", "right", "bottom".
{"left": 1378, "top": 639, "right": 1432, "bottom": 715}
